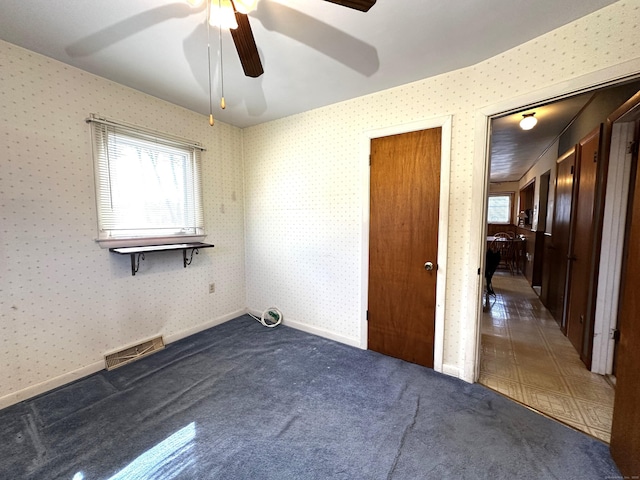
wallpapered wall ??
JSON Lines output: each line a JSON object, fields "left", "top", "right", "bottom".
{"left": 0, "top": 42, "right": 247, "bottom": 406}
{"left": 242, "top": 1, "right": 640, "bottom": 374}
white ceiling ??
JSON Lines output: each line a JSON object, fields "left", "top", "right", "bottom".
{"left": 0, "top": 0, "right": 618, "bottom": 129}
{"left": 0, "top": 0, "right": 623, "bottom": 182}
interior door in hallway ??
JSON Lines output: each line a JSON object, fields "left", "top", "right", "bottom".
{"left": 546, "top": 147, "right": 576, "bottom": 330}
{"left": 565, "top": 126, "right": 601, "bottom": 361}
{"left": 368, "top": 128, "right": 441, "bottom": 368}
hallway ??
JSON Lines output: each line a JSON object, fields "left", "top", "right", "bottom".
{"left": 479, "top": 272, "right": 615, "bottom": 443}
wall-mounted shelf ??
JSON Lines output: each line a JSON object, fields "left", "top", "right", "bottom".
{"left": 109, "top": 242, "right": 214, "bottom": 276}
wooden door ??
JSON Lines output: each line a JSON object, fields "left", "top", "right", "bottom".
{"left": 610, "top": 121, "right": 640, "bottom": 477}
{"left": 566, "top": 126, "right": 601, "bottom": 360}
{"left": 368, "top": 128, "right": 441, "bottom": 368}
{"left": 546, "top": 148, "right": 576, "bottom": 329}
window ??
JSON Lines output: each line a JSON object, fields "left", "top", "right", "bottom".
{"left": 89, "top": 115, "right": 205, "bottom": 246}
{"left": 487, "top": 194, "right": 512, "bottom": 224}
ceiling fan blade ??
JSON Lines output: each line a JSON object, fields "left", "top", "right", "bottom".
{"left": 230, "top": 10, "right": 264, "bottom": 78}
{"left": 323, "top": 0, "right": 376, "bottom": 12}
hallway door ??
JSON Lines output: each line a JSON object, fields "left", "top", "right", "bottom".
{"left": 566, "top": 126, "right": 601, "bottom": 361}
{"left": 368, "top": 128, "right": 441, "bottom": 368}
{"left": 547, "top": 147, "right": 576, "bottom": 329}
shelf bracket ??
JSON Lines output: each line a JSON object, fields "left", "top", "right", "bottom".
{"left": 110, "top": 243, "right": 214, "bottom": 276}
{"left": 183, "top": 248, "right": 199, "bottom": 268}
{"left": 130, "top": 252, "right": 145, "bottom": 276}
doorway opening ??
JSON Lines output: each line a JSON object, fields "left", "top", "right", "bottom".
{"left": 479, "top": 78, "right": 640, "bottom": 443}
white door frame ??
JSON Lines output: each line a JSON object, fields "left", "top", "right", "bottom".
{"left": 593, "top": 120, "right": 636, "bottom": 374}
{"left": 466, "top": 59, "right": 640, "bottom": 383}
{"left": 360, "top": 116, "right": 452, "bottom": 374}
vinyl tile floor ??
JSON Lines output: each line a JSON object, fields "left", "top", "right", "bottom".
{"left": 479, "top": 271, "right": 615, "bottom": 443}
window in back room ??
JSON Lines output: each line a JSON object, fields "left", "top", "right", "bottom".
{"left": 89, "top": 115, "right": 205, "bottom": 247}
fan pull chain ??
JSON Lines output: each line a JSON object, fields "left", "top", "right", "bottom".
{"left": 207, "top": 1, "right": 214, "bottom": 126}
{"left": 219, "top": 0, "right": 226, "bottom": 110}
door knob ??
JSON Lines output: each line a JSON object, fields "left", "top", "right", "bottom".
{"left": 424, "top": 262, "right": 434, "bottom": 271}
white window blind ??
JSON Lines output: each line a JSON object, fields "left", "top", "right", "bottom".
{"left": 89, "top": 115, "right": 205, "bottom": 244}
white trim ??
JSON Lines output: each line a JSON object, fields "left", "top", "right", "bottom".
{"left": 442, "top": 364, "right": 461, "bottom": 379}
{"left": 96, "top": 235, "right": 207, "bottom": 249}
{"left": 592, "top": 122, "right": 635, "bottom": 374}
{"left": 0, "top": 310, "right": 243, "bottom": 410}
{"left": 360, "top": 129, "right": 371, "bottom": 350}
{"left": 361, "top": 116, "right": 452, "bottom": 374}
{"left": 436, "top": 118, "right": 452, "bottom": 374}
{"left": 469, "top": 59, "right": 640, "bottom": 385}
{"left": 0, "top": 361, "right": 105, "bottom": 411}
{"left": 163, "top": 308, "right": 245, "bottom": 344}
{"left": 463, "top": 112, "right": 492, "bottom": 384}
{"left": 248, "top": 309, "right": 362, "bottom": 348}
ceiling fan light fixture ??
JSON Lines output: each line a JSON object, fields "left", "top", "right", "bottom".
{"left": 520, "top": 113, "right": 537, "bottom": 130}
{"left": 209, "top": 0, "right": 238, "bottom": 29}
{"left": 233, "top": 0, "right": 259, "bottom": 14}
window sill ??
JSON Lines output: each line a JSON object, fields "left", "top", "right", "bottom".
{"left": 96, "top": 235, "right": 206, "bottom": 249}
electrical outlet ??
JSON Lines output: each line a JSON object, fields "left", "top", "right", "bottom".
{"left": 209, "top": 283, "right": 215, "bottom": 294}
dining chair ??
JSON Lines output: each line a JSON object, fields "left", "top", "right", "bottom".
{"left": 491, "top": 233, "right": 514, "bottom": 275}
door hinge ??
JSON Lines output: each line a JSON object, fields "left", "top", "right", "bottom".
{"left": 366, "top": 310, "right": 369, "bottom": 321}
{"left": 570, "top": 165, "right": 575, "bottom": 174}
{"left": 629, "top": 141, "right": 639, "bottom": 156}
{"left": 369, "top": 154, "right": 371, "bottom": 166}
{"left": 593, "top": 150, "right": 598, "bottom": 163}
{"left": 611, "top": 328, "right": 620, "bottom": 341}
{"left": 477, "top": 267, "right": 481, "bottom": 275}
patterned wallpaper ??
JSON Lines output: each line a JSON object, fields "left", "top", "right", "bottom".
{"left": 0, "top": 42, "right": 247, "bottom": 406}
{"left": 242, "top": 1, "right": 640, "bottom": 372}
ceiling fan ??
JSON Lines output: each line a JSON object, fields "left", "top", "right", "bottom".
{"left": 189, "top": 0, "right": 377, "bottom": 79}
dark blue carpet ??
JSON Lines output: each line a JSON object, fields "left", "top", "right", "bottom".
{"left": 0, "top": 315, "right": 619, "bottom": 479}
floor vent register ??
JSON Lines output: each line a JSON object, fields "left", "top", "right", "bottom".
{"left": 105, "top": 336, "right": 165, "bottom": 370}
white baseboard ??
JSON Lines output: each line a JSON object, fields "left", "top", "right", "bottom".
{"left": 0, "top": 361, "right": 104, "bottom": 411}
{"left": 441, "top": 363, "right": 461, "bottom": 379}
{"left": 163, "top": 308, "right": 245, "bottom": 344}
{"left": 247, "top": 309, "right": 362, "bottom": 349}
{"left": 0, "top": 309, "right": 245, "bottom": 411}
